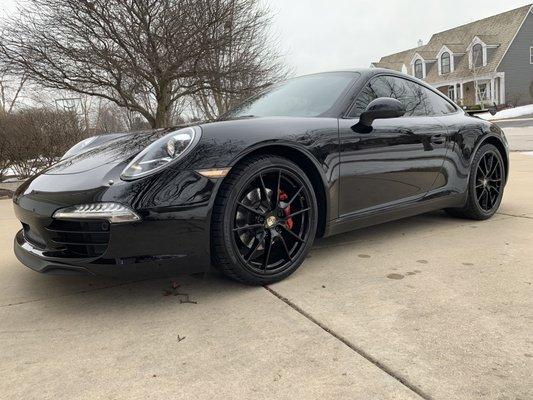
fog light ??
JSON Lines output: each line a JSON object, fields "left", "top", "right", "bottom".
{"left": 53, "top": 203, "right": 141, "bottom": 224}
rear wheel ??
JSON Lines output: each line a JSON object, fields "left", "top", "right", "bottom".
{"left": 211, "top": 155, "right": 317, "bottom": 285}
{"left": 445, "top": 144, "right": 505, "bottom": 220}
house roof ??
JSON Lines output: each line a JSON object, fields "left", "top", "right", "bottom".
{"left": 373, "top": 4, "right": 532, "bottom": 85}
{"left": 440, "top": 44, "right": 466, "bottom": 53}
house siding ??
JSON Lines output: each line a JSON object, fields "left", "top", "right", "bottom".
{"left": 498, "top": 10, "right": 533, "bottom": 105}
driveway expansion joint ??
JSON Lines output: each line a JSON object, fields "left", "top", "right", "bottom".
{"left": 264, "top": 285, "right": 433, "bottom": 400}
{"left": 496, "top": 212, "right": 533, "bottom": 220}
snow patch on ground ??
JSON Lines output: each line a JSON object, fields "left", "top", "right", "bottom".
{"left": 478, "top": 104, "right": 533, "bottom": 121}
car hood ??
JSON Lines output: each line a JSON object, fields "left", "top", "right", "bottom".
{"left": 43, "top": 129, "right": 170, "bottom": 175}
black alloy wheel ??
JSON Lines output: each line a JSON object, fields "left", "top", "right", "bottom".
{"left": 474, "top": 150, "right": 503, "bottom": 212}
{"left": 445, "top": 144, "right": 505, "bottom": 220}
{"left": 211, "top": 155, "right": 317, "bottom": 285}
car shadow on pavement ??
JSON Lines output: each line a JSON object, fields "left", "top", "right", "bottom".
{"left": 9, "top": 210, "right": 486, "bottom": 315}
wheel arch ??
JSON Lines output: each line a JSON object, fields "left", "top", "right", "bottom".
{"left": 222, "top": 144, "right": 330, "bottom": 238}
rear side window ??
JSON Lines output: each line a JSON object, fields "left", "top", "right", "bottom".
{"left": 349, "top": 75, "right": 456, "bottom": 117}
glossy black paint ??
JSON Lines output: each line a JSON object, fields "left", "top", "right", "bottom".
{"left": 355, "top": 97, "right": 406, "bottom": 131}
{"left": 13, "top": 69, "right": 509, "bottom": 277}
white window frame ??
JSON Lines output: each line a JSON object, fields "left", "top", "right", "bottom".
{"left": 476, "top": 82, "right": 491, "bottom": 104}
{"left": 467, "top": 37, "right": 489, "bottom": 69}
{"left": 410, "top": 53, "right": 427, "bottom": 79}
{"left": 441, "top": 52, "right": 451, "bottom": 75}
{"left": 530, "top": 46, "right": 533, "bottom": 64}
{"left": 448, "top": 85, "right": 456, "bottom": 101}
{"left": 436, "top": 46, "right": 456, "bottom": 75}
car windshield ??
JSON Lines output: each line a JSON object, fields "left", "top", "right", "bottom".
{"left": 222, "top": 72, "right": 358, "bottom": 119}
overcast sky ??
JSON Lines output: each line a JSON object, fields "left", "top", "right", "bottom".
{"left": 1, "top": 0, "right": 532, "bottom": 76}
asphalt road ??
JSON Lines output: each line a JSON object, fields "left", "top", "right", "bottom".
{"left": 1, "top": 155, "right": 532, "bottom": 400}
{"left": 493, "top": 116, "right": 533, "bottom": 129}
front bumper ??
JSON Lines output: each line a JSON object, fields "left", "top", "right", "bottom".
{"left": 14, "top": 228, "right": 208, "bottom": 277}
{"left": 12, "top": 167, "right": 217, "bottom": 277}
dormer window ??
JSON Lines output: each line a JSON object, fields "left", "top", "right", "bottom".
{"left": 414, "top": 59, "right": 423, "bottom": 78}
{"left": 472, "top": 44, "right": 483, "bottom": 68}
{"left": 436, "top": 45, "right": 458, "bottom": 76}
{"left": 441, "top": 52, "right": 451, "bottom": 74}
{"left": 467, "top": 36, "right": 497, "bottom": 69}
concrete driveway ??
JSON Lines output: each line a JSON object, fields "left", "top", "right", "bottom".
{"left": 1, "top": 153, "right": 532, "bottom": 400}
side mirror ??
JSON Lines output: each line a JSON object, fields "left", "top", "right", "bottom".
{"left": 353, "top": 97, "right": 406, "bottom": 133}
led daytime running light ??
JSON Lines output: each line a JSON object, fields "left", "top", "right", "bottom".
{"left": 53, "top": 203, "right": 141, "bottom": 224}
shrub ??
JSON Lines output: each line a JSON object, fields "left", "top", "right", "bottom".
{"left": 0, "top": 108, "right": 86, "bottom": 179}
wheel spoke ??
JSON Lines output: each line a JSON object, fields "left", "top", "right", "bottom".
{"left": 278, "top": 235, "right": 292, "bottom": 262}
{"left": 486, "top": 154, "right": 494, "bottom": 176}
{"left": 482, "top": 155, "right": 491, "bottom": 176}
{"left": 488, "top": 188, "right": 495, "bottom": 208}
{"left": 262, "top": 236, "right": 272, "bottom": 270}
{"left": 482, "top": 189, "right": 489, "bottom": 210}
{"left": 489, "top": 185, "right": 500, "bottom": 196}
{"left": 285, "top": 207, "right": 310, "bottom": 219}
{"left": 237, "top": 202, "right": 264, "bottom": 216}
{"left": 275, "top": 170, "right": 282, "bottom": 208}
{"left": 488, "top": 160, "right": 499, "bottom": 177}
{"left": 233, "top": 224, "right": 264, "bottom": 232}
{"left": 281, "top": 225, "right": 304, "bottom": 242}
{"left": 286, "top": 187, "right": 303, "bottom": 207}
{"left": 258, "top": 173, "right": 272, "bottom": 209}
{"left": 245, "top": 238, "right": 262, "bottom": 262}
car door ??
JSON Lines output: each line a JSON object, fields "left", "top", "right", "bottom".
{"left": 338, "top": 75, "right": 452, "bottom": 216}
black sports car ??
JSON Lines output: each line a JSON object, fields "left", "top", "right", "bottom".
{"left": 13, "top": 69, "right": 509, "bottom": 284}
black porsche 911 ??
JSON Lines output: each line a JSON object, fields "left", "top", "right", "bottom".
{"left": 13, "top": 69, "right": 508, "bottom": 285}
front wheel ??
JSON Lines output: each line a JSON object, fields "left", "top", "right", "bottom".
{"left": 211, "top": 155, "right": 318, "bottom": 285}
{"left": 446, "top": 144, "right": 505, "bottom": 220}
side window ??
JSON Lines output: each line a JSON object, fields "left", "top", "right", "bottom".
{"left": 349, "top": 76, "right": 456, "bottom": 117}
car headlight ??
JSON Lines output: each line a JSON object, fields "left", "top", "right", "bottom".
{"left": 61, "top": 136, "right": 98, "bottom": 160}
{"left": 53, "top": 203, "right": 140, "bottom": 224}
{"left": 121, "top": 127, "right": 200, "bottom": 180}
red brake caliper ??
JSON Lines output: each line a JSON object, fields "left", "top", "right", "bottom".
{"left": 279, "top": 190, "right": 294, "bottom": 230}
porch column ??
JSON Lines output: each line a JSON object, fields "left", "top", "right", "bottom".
{"left": 500, "top": 74, "right": 506, "bottom": 105}
{"left": 490, "top": 78, "right": 496, "bottom": 104}
{"left": 459, "top": 82, "right": 464, "bottom": 104}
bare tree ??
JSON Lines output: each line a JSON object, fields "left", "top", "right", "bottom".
{"left": 190, "top": 1, "right": 289, "bottom": 120}
{"left": 0, "top": 67, "right": 27, "bottom": 117}
{"left": 0, "top": 0, "right": 286, "bottom": 128}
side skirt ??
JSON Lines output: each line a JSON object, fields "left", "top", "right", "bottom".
{"left": 324, "top": 193, "right": 465, "bottom": 237}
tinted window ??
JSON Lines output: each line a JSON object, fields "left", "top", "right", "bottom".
{"left": 441, "top": 52, "right": 451, "bottom": 74}
{"left": 349, "top": 76, "right": 456, "bottom": 118}
{"left": 223, "top": 72, "right": 358, "bottom": 119}
{"left": 414, "top": 60, "right": 423, "bottom": 79}
{"left": 472, "top": 44, "right": 483, "bottom": 68}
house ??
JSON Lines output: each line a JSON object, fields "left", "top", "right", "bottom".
{"left": 372, "top": 4, "right": 533, "bottom": 108}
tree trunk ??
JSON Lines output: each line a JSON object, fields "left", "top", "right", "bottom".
{"left": 153, "top": 86, "right": 172, "bottom": 129}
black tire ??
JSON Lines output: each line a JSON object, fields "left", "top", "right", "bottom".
{"left": 445, "top": 144, "right": 505, "bottom": 220}
{"left": 211, "top": 155, "right": 318, "bottom": 285}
